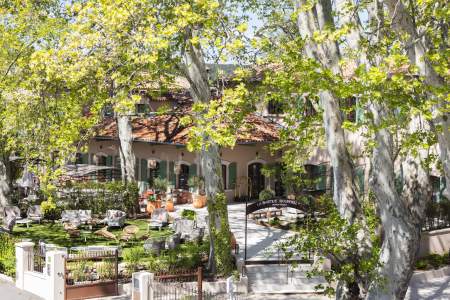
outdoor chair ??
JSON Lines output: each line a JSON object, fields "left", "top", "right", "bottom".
{"left": 148, "top": 208, "right": 169, "bottom": 231}
{"left": 78, "top": 210, "right": 92, "bottom": 224}
{"left": 61, "top": 210, "right": 81, "bottom": 225}
{"left": 166, "top": 232, "right": 181, "bottom": 250}
{"left": 4, "top": 206, "right": 22, "bottom": 220}
{"left": 173, "top": 218, "right": 205, "bottom": 242}
{"left": 104, "top": 210, "right": 126, "bottom": 228}
{"left": 0, "top": 214, "right": 16, "bottom": 233}
{"left": 27, "top": 205, "right": 43, "bottom": 223}
{"left": 143, "top": 238, "right": 165, "bottom": 255}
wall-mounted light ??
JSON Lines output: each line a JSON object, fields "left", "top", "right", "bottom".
{"left": 181, "top": 152, "right": 184, "bottom": 157}
{"left": 152, "top": 150, "right": 155, "bottom": 154}
{"left": 148, "top": 159, "right": 158, "bottom": 169}
{"left": 256, "top": 151, "right": 259, "bottom": 159}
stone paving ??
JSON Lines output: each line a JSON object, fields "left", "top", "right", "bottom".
{"left": 0, "top": 279, "right": 43, "bottom": 300}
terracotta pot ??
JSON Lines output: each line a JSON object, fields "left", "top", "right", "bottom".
{"left": 193, "top": 194, "right": 205, "bottom": 208}
{"left": 230, "top": 232, "right": 237, "bottom": 251}
{"left": 199, "top": 195, "right": 207, "bottom": 206}
{"left": 154, "top": 200, "right": 162, "bottom": 209}
{"left": 166, "top": 200, "right": 174, "bottom": 212}
{"left": 146, "top": 202, "right": 155, "bottom": 215}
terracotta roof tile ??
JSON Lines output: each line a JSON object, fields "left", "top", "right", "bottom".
{"left": 96, "top": 110, "right": 279, "bottom": 145}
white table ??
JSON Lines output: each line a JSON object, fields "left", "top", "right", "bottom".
{"left": 16, "top": 218, "right": 32, "bottom": 228}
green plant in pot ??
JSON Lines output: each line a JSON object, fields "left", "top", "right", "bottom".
{"left": 153, "top": 177, "right": 169, "bottom": 195}
{"left": 188, "top": 176, "right": 204, "bottom": 195}
{"left": 259, "top": 188, "right": 275, "bottom": 201}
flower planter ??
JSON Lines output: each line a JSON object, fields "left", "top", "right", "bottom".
{"left": 165, "top": 199, "right": 174, "bottom": 212}
{"left": 193, "top": 194, "right": 206, "bottom": 208}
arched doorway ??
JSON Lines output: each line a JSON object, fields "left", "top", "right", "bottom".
{"left": 178, "top": 164, "right": 190, "bottom": 190}
{"left": 248, "top": 162, "right": 265, "bottom": 199}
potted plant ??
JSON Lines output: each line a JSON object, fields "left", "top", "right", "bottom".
{"left": 165, "top": 197, "right": 174, "bottom": 212}
{"left": 152, "top": 178, "right": 169, "bottom": 208}
{"left": 189, "top": 176, "right": 206, "bottom": 208}
{"left": 146, "top": 193, "right": 157, "bottom": 214}
{"left": 259, "top": 188, "right": 275, "bottom": 201}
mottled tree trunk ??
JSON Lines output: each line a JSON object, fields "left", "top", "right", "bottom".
{"left": 384, "top": 0, "right": 450, "bottom": 199}
{"left": 297, "top": 1, "right": 367, "bottom": 297}
{"left": 117, "top": 115, "right": 136, "bottom": 183}
{"left": 0, "top": 154, "right": 11, "bottom": 208}
{"left": 367, "top": 105, "right": 430, "bottom": 300}
{"left": 182, "top": 27, "right": 233, "bottom": 276}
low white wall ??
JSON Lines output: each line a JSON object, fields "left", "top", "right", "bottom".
{"left": 23, "top": 271, "right": 49, "bottom": 300}
{"left": 419, "top": 228, "right": 450, "bottom": 257}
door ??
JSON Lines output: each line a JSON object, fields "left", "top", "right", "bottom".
{"left": 178, "top": 164, "right": 190, "bottom": 190}
{"left": 248, "top": 163, "right": 265, "bottom": 199}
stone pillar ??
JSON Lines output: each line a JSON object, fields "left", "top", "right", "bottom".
{"left": 132, "top": 271, "right": 154, "bottom": 300}
{"left": 46, "top": 251, "right": 66, "bottom": 300}
{"left": 15, "top": 241, "right": 34, "bottom": 290}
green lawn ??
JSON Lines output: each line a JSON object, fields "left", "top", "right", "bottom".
{"left": 12, "top": 219, "right": 172, "bottom": 251}
{"left": 10, "top": 219, "right": 208, "bottom": 275}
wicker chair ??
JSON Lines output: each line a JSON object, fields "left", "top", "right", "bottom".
{"left": 104, "top": 210, "right": 126, "bottom": 228}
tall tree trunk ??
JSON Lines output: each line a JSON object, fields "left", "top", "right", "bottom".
{"left": 182, "top": 27, "right": 233, "bottom": 276}
{"left": 384, "top": 0, "right": 450, "bottom": 199}
{"left": 117, "top": 114, "right": 136, "bottom": 183}
{"left": 367, "top": 104, "right": 430, "bottom": 299}
{"left": 0, "top": 153, "right": 11, "bottom": 208}
{"left": 297, "top": 1, "right": 368, "bottom": 297}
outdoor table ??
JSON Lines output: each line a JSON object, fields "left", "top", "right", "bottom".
{"left": 80, "top": 230, "right": 91, "bottom": 242}
{"left": 16, "top": 218, "right": 32, "bottom": 228}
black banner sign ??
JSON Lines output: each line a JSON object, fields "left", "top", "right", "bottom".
{"left": 245, "top": 199, "right": 305, "bottom": 215}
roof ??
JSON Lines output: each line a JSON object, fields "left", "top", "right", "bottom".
{"left": 96, "top": 105, "right": 280, "bottom": 145}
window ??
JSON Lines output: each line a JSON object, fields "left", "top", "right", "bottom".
{"left": 267, "top": 100, "right": 283, "bottom": 114}
{"left": 75, "top": 153, "right": 83, "bottom": 165}
{"left": 222, "top": 164, "right": 227, "bottom": 189}
{"left": 102, "top": 104, "right": 114, "bottom": 117}
{"left": 340, "top": 97, "right": 356, "bottom": 122}
{"left": 136, "top": 103, "right": 149, "bottom": 114}
{"left": 148, "top": 162, "right": 160, "bottom": 187}
{"left": 304, "top": 98, "right": 317, "bottom": 117}
{"left": 304, "top": 164, "right": 327, "bottom": 191}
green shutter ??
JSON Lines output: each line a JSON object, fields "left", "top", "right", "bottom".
{"left": 89, "top": 153, "right": 94, "bottom": 165}
{"left": 440, "top": 177, "right": 447, "bottom": 201}
{"left": 141, "top": 159, "right": 148, "bottom": 182}
{"left": 355, "top": 166, "right": 365, "bottom": 195}
{"left": 316, "top": 165, "right": 327, "bottom": 190}
{"left": 81, "top": 153, "right": 89, "bottom": 164}
{"left": 169, "top": 161, "right": 176, "bottom": 186}
{"left": 114, "top": 156, "right": 121, "bottom": 179}
{"left": 106, "top": 155, "right": 113, "bottom": 179}
{"left": 135, "top": 158, "right": 139, "bottom": 180}
{"left": 189, "top": 163, "right": 197, "bottom": 178}
{"left": 229, "top": 162, "right": 237, "bottom": 189}
{"left": 159, "top": 160, "right": 167, "bottom": 179}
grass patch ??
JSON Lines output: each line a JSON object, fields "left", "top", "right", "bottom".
{"left": 12, "top": 219, "right": 172, "bottom": 253}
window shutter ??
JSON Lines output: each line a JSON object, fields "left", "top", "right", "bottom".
{"left": 169, "top": 161, "right": 176, "bottom": 186}
{"left": 189, "top": 164, "right": 197, "bottom": 178}
{"left": 114, "top": 156, "right": 121, "bottom": 179}
{"left": 81, "top": 153, "right": 89, "bottom": 164}
{"left": 135, "top": 158, "right": 139, "bottom": 180}
{"left": 159, "top": 160, "right": 167, "bottom": 179}
{"left": 440, "top": 177, "right": 446, "bottom": 200}
{"left": 89, "top": 153, "right": 95, "bottom": 165}
{"left": 316, "top": 165, "right": 327, "bottom": 190}
{"left": 355, "top": 166, "right": 365, "bottom": 195}
{"left": 106, "top": 155, "right": 113, "bottom": 179}
{"left": 229, "top": 162, "right": 237, "bottom": 189}
{"left": 141, "top": 159, "right": 148, "bottom": 182}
